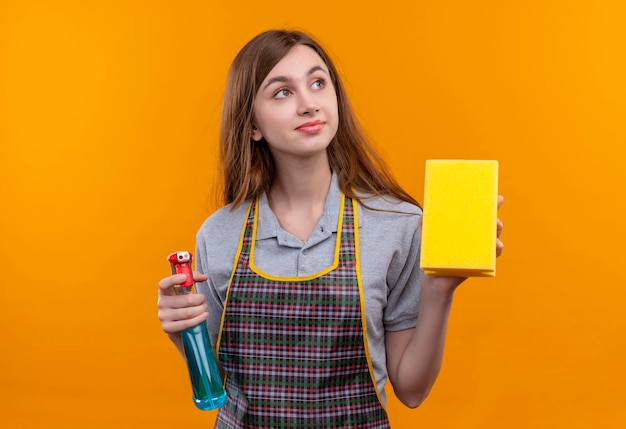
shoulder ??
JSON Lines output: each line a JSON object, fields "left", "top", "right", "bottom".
{"left": 355, "top": 193, "right": 422, "bottom": 224}
{"left": 195, "top": 201, "right": 252, "bottom": 275}
{"left": 355, "top": 193, "right": 422, "bottom": 253}
{"left": 196, "top": 201, "right": 251, "bottom": 245}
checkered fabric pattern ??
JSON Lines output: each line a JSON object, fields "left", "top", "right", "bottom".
{"left": 216, "top": 196, "right": 389, "bottom": 428}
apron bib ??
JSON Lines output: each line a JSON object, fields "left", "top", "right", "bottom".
{"left": 216, "top": 195, "right": 389, "bottom": 428}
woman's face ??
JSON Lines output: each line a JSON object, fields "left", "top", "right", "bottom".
{"left": 252, "top": 44, "right": 339, "bottom": 164}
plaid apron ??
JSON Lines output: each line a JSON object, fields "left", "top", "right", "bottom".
{"left": 215, "top": 195, "right": 390, "bottom": 428}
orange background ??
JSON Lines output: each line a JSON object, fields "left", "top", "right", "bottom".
{"left": 1, "top": 1, "right": 625, "bottom": 428}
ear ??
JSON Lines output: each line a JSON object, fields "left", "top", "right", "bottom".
{"left": 251, "top": 125, "right": 263, "bottom": 142}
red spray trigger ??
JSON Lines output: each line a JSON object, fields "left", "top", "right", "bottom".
{"left": 168, "top": 251, "right": 194, "bottom": 288}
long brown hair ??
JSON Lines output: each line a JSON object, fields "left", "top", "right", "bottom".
{"left": 218, "top": 29, "right": 420, "bottom": 209}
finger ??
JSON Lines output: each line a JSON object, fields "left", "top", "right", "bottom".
{"left": 496, "top": 238, "right": 504, "bottom": 257}
{"left": 497, "top": 219, "right": 504, "bottom": 237}
{"left": 158, "top": 274, "right": 187, "bottom": 296}
{"left": 160, "top": 311, "right": 209, "bottom": 335}
{"left": 497, "top": 195, "right": 504, "bottom": 209}
{"left": 193, "top": 271, "right": 209, "bottom": 282}
{"left": 157, "top": 290, "right": 206, "bottom": 309}
{"left": 158, "top": 299, "right": 207, "bottom": 320}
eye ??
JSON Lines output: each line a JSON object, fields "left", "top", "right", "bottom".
{"left": 311, "top": 79, "right": 325, "bottom": 90}
{"left": 274, "top": 88, "right": 291, "bottom": 99}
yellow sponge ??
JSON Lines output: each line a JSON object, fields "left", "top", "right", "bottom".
{"left": 420, "top": 160, "right": 499, "bottom": 277}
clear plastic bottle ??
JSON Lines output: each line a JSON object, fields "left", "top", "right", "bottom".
{"left": 168, "top": 251, "right": 227, "bottom": 410}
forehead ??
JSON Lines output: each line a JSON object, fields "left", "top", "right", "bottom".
{"left": 263, "top": 45, "right": 328, "bottom": 81}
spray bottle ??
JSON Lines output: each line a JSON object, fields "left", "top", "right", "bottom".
{"left": 168, "top": 251, "right": 227, "bottom": 410}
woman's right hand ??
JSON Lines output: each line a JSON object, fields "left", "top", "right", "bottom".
{"left": 157, "top": 271, "right": 209, "bottom": 335}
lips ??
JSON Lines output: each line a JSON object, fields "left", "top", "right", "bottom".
{"left": 295, "top": 120, "right": 325, "bottom": 134}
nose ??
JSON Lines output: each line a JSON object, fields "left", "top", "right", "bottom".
{"left": 296, "top": 93, "right": 320, "bottom": 115}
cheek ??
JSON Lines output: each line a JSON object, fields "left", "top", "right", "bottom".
{"left": 255, "top": 101, "right": 288, "bottom": 126}
{"left": 328, "top": 101, "right": 340, "bottom": 129}
{"left": 252, "top": 108, "right": 271, "bottom": 133}
{"left": 256, "top": 112, "right": 283, "bottom": 136}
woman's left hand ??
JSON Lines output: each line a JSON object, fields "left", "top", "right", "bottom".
{"left": 422, "top": 195, "right": 504, "bottom": 294}
{"left": 495, "top": 195, "right": 504, "bottom": 257}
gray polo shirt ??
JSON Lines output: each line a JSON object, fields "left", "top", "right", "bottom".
{"left": 195, "top": 174, "right": 423, "bottom": 405}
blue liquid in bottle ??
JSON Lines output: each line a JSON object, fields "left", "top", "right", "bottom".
{"left": 168, "top": 251, "right": 226, "bottom": 410}
{"left": 180, "top": 322, "right": 227, "bottom": 410}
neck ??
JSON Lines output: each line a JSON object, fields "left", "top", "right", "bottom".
{"left": 269, "top": 155, "right": 332, "bottom": 209}
{"left": 266, "top": 156, "right": 332, "bottom": 242}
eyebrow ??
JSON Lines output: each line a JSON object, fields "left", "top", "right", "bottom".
{"left": 262, "top": 66, "right": 327, "bottom": 90}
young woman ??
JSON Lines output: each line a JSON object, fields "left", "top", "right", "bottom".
{"left": 158, "top": 29, "right": 504, "bottom": 428}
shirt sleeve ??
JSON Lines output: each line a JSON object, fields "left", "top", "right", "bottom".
{"left": 194, "top": 203, "right": 248, "bottom": 346}
{"left": 195, "top": 228, "right": 224, "bottom": 346}
{"left": 383, "top": 212, "right": 423, "bottom": 332}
